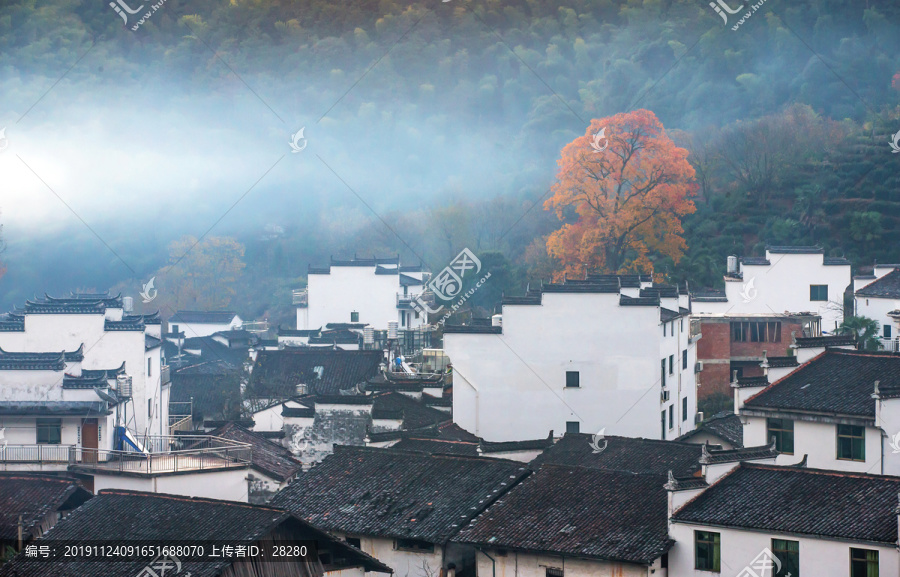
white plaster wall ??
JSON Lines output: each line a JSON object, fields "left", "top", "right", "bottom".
{"left": 92, "top": 468, "right": 250, "bottom": 501}
{"left": 304, "top": 268, "right": 426, "bottom": 331}
{"left": 474, "top": 550, "right": 649, "bottom": 577}
{"left": 693, "top": 253, "right": 850, "bottom": 329}
{"left": 328, "top": 535, "right": 443, "bottom": 577}
{"left": 445, "top": 292, "right": 697, "bottom": 441}
{"left": 743, "top": 415, "right": 881, "bottom": 472}
{"left": 668, "top": 522, "right": 899, "bottom": 577}
{"left": 856, "top": 294, "right": 900, "bottom": 341}
{"left": 324, "top": 568, "right": 365, "bottom": 577}
{"left": 171, "top": 319, "right": 241, "bottom": 339}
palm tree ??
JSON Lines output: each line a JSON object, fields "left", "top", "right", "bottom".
{"left": 838, "top": 316, "right": 882, "bottom": 351}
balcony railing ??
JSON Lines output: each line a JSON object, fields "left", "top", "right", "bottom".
{"left": 0, "top": 444, "right": 72, "bottom": 463}
{"left": 160, "top": 364, "right": 171, "bottom": 385}
{"left": 292, "top": 289, "right": 308, "bottom": 306}
{"left": 882, "top": 337, "right": 899, "bottom": 353}
{"left": 1, "top": 436, "right": 251, "bottom": 475}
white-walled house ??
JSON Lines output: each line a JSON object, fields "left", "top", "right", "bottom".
{"left": 167, "top": 310, "right": 242, "bottom": 339}
{"left": 271, "top": 445, "right": 529, "bottom": 577}
{"left": 668, "top": 460, "right": 900, "bottom": 577}
{"left": 296, "top": 256, "right": 428, "bottom": 332}
{"left": 738, "top": 348, "right": 900, "bottom": 475}
{"left": 854, "top": 265, "right": 900, "bottom": 351}
{"left": 443, "top": 275, "right": 698, "bottom": 441}
{"left": 692, "top": 246, "right": 851, "bottom": 332}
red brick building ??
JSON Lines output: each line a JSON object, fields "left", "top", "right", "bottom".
{"left": 695, "top": 313, "right": 820, "bottom": 404}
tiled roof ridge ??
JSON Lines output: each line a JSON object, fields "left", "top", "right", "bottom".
{"left": 741, "top": 461, "right": 900, "bottom": 482}
{"left": 563, "top": 431, "right": 702, "bottom": 448}
{"left": 332, "top": 443, "right": 524, "bottom": 465}
{"left": 536, "top": 462, "right": 669, "bottom": 479}
{"left": 699, "top": 441, "right": 777, "bottom": 464}
{"left": 744, "top": 348, "right": 829, "bottom": 405}
{"left": 95, "top": 489, "right": 291, "bottom": 513}
{"left": 214, "top": 421, "right": 298, "bottom": 455}
{"left": 0, "top": 472, "right": 82, "bottom": 485}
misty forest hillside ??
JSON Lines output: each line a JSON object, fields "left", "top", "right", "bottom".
{"left": 1, "top": 0, "right": 899, "bottom": 325}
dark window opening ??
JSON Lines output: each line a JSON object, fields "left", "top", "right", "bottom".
{"left": 682, "top": 350, "right": 687, "bottom": 370}
{"left": 36, "top": 418, "right": 62, "bottom": 445}
{"left": 885, "top": 325, "right": 892, "bottom": 339}
{"left": 768, "top": 418, "right": 794, "bottom": 454}
{"left": 565, "top": 371, "right": 580, "bottom": 388}
{"left": 396, "top": 539, "right": 434, "bottom": 553}
{"left": 850, "top": 548, "right": 878, "bottom": 577}
{"left": 810, "top": 285, "right": 828, "bottom": 301}
{"left": 546, "top": 569, "right": 564, "bottom": 577}
{"left": 837, "top": 424, "right": 865, "bottom": 461}
{"left": 566, "top": 421, "right": 580, "bottom": 434}
{"left": 669, "top": 355, "right": 674, "bottom": 374}
{"left": 345, "top": 537, "right": 361, "bottom": 549}
{"left": 682, "top": 397, "right": 688, "bottom": 421}
{"left": 732, "top": 321, "right": 782, "bottom": 342}
{"left": 661, "top": 359, "right": 666, "bottom": 387}
{"left": 772, "top": 539, "right": 799, "bottom": 577}
{"left": 694, "top": 530, "right": 721, "bottom": 572}
{"left": 350, "top": 311, "right": 359, "bottom": 323}
{"left": 668, "top": 405, "right": 674, "bottom": 429}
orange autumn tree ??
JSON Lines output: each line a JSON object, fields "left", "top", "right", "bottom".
{"left": 544, "top": 109, "right": 697, "bottom": 279}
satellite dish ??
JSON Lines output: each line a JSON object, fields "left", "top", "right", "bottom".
{"left": 94, "top": 388, "right": 118, "bottom": 404}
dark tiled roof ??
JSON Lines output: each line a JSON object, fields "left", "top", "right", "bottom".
{"left": 823, "top": 256, "right": 851, "bottom": 265}
{"left": 793, "top": 334, "right": 856, "bottom": 348}
{"left": 22, "top": 299, "right": 106, "bottom": 314}
{"left": 309, "top": 329, "right": 361, "bottom": 346}
{"left": 145, "top": 334, "right": 162, "bottom": 350}
{"left": 169, "top": 372, "right": 242, "bottom": 421}
{"left": 481, "top": 435, "right": 555, "bottom": 453}
{"left": 0, "top": 352, "right": 66, "bottom": 371}
{"left": 282, "top": 405, "right": 316, "bottom": 418}
{"left": 278, "top": 327, "right": 322, "bottom": 337}
{"left": 62, "top": 374, "right": 109, "bottom": 389}
{"left": 179, "top": 336, "right": 251, "bottom": 369}
{"left": 677, "top": 411, "right": 743, "bottom": 448}
{"left": 0, "top": 344, "right": 84, "bottom": 363}
{"left": 399, "top": 273, "right": 423, "bottom": 286}
{"left": 212, "top": 422, "right": 302, "bottom": 482}
{"left": 248, "top": 349, "right": 382, "bottom": 398}
{"left": 104, "top": 317, "right": 145, "bottom": 331}
{"left": 767, "top": 356, "right": 799, "bottom": 368}
{"left": 735, "top": 375, "right": 769, "bottom": 388}
{"left": 372, "top": 391, "right": 449, "bottom": 430}
{"left": 660, "top": 307, "right": 681, "bottom": 322}
{"left": 442, "top": 325, "right": 502, "bottom": 334}
{"left": 0, "top": 401, "right": 110, "bottom": 416}
{"left": 673, "top": 464, "right": 900, "bottom": 544}
{"left": 271, "top": 445, "right": 529, "bottom": 544}
{"left": 0, "top": 474, "right": 91, "bottom": 541}
{"left": 766, "top": 245, "right": 824, "bottom": 254}
{"left": 744, "top": 350, "right": 900, "bottom": 418}
{"left": 641, "top": 285, "right": 679, "bottom": 299}
{"left": 308, "top": 265, "right": 331, "bottom": 274}
{"left": 699, "top": 442, "right": 777, "bottom": 464}
{"left": 324, "top": 323, "right": 367, "bottom": 330}
{"left": 455, "top": 466, "right": 671, "bottom": 565}
{"left": 856, "top": 269, "right": 900, "bottom": 299}
{"left": 619, "top": 295, "right": 660, "bottom": 307}
{"left": 691, "top": 288, "right": 727, "bottom": 302}
{"left": 529, "top": 433, "right": 702, "bottom": 477}
{"left": 168, "top": 310, "right": 238, "bottom": 324}
{"left": 0, "top": 490, "right": 390, "bottom": 576}
{"left": 501, "top": 292, "right": 542, "bottom": 305}
{"left": 542, "top": 282, "right": 619, "bottom": 294}
{"left": 585, "top": 273, "right": 651, "bottom": 287}
{"left": 332, "top": 256, "right": 400, "bottom": 267}
{"left": 392, "top": 438, "right": 479, "bottom": 456}
{"left": 740, "top": 257, "right": 771, "bottom": 266}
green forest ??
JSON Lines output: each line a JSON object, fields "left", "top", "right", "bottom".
{"left": 2, "top": 0, "right": 899, "bottom": 326}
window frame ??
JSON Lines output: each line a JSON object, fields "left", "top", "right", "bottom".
{"left": 682, "top": 350, "right": 688, "bottom": 370}
{"left": 682, "top": 397, "right": 688, "bottom": 421}
{"left": 767, "top": 418, "right": 794, "bottom": 455}
{"left": 850, "top": 547, "right": 878, "bottom": 577}
{"left": 565, "top": 421, "right": 580, "bottom": 434}
{"left": 36, "top": 418, "right": 62, "bottom": 445}
{"left": 661, "top": 359, "right": 666, "bottom": 388}
{"left": 669, "top": 354, "right": 674, "bottom": 375}
{"left": 350, "top": 311, "right": 359, "bottom": 323}
{"left": 694, "top": 530, "right": 721, "bottom": 572}
{"left": 810, "top": 284, "right": 828, "bottom": 302}
{"left": 771, "top": 538, "right": 799, "bottom": 577}
{"left": 837, "top": 424, "right": 866, "bottom": 462}
{"left": 565, "top": 371, "right": 580, "bottom": 389}
{"left": 395, "top": 538, "right": 435, "bottom": 553}
{"left": 668, "top": 405, "right": 674, "bottom": 429}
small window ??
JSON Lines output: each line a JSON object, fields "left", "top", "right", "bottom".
{"left": 668, "top": 405, "right": 674, "bottom": 429}
{"left": 147, "top": 358, "right": 152, "bottom": 377}
{"left": 172, "top": 324, "right": 179, "bottom": 334}
{"left": 345, "top": 537, "right": 361, "bottom": 549}
{"left": 148, "top": 399, "right": 153, "bottom": 419}
{"left": 36, "top": 419, "right": 62, "bottom": 445}
{"left": 772, "top": 539, "right": 799, "bottom": 577}
{"left": 682, "top": 397, "right": 688, "bottom": 421}
{"left": 768, "top": 418, "right": 794, "bottom": 454}
{"left": 661, "top": 411, "right": 666, "bottom": 440}
{"left": 414, "top": 311, "right": 420, "bottom": 319}
{"left": 663, "top": 323, "right": 667, "bottom": 337}
{"left": 566, "top": 421, "right": 580, "bottom": 434}
{"left": 837, "top": 424, "right": 865, "bottom": 461}
{"left": 682, "top": 350, "right": 687, "bottom": 370}
{"left": 546, "top": 569, "right": 564, "bottom": 577}
{"left": 350, "top": 311, "right": 359, "bottom": 323}
{"left": 661, "top": 359, "right": 666, "bottom": 388}
{"left": 850, "top": 548, "right": 878, "bottom": 577}
{"left": 669, "top": 355, "right": 674, "bottom": 375}
{"left": 885, "top": 325, "right": 892, "bottom": 339}
{"left": 395, "top": 539, "right": 434, "bottom": 553}
{"left": 565, "top": 371, "right": 580, "bottom": 388}
{"left": 810, "top": 284, "right": 828, "bottom": 301}
{"left": 401, "top": 312, "right": 406, "bottom": 327}
{"left": 694, "top": 530, "right": 721, "bottom": 572}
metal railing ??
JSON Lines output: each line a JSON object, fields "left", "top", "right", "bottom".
{"left": 75, "top": 435, "right": 251, "bottom": 474}
{"left": 882, "top": 337, "right": 899, "bottom": 353}
{"left": 169, "top": 415, "right": 192, "bottom": 435}
{"left": 292, "top": 289, "right": 308, "bottom": 305}
{"left": 0, "top": 444, "right": 72, "bottom": 463}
